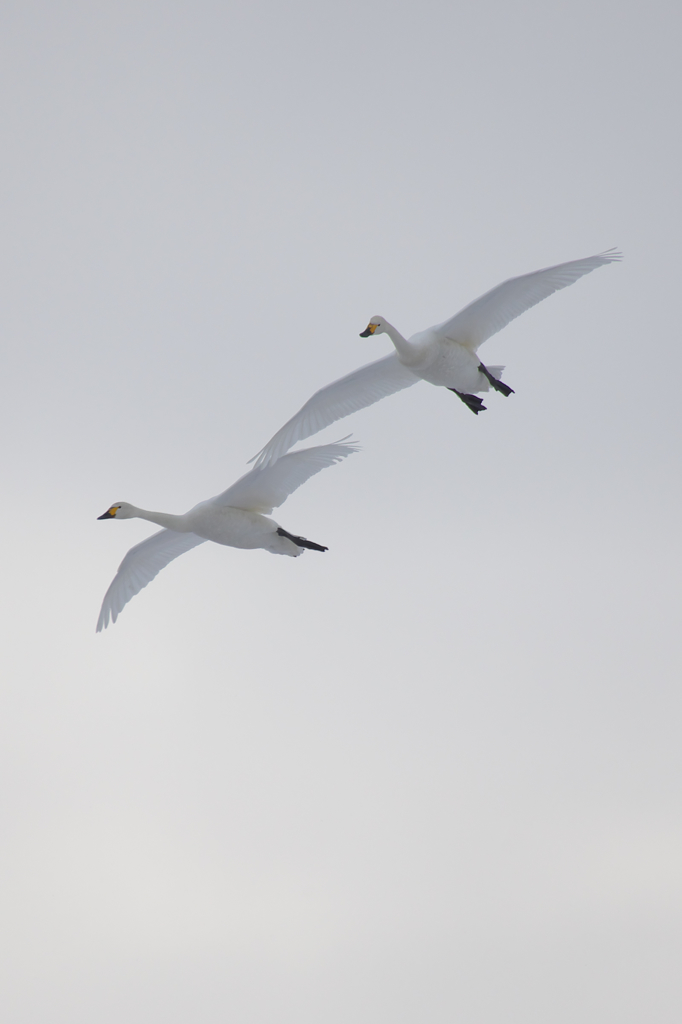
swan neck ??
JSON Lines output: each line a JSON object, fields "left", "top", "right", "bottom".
{"left": 131, "top": 507, "right": 187, "bottom": 531}
{"left": 383, "top": 322, "right": 412, "bottom": 360}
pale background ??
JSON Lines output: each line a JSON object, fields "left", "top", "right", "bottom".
{"left": 1, "top": 1, "right": 681, "bottom": 1021}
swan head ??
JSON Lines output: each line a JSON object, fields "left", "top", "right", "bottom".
{"left": 97, "top": 502, "right": 135, "bottom": 520}
{"left": 359, "top": 316, "right": 387, "bottom": 337}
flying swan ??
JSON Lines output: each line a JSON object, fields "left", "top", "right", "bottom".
{"left": 251, "top": 250, "right": 621, "bottom": 467}
{"left": 96, "top": 438, "right": 359, "bottom": 631}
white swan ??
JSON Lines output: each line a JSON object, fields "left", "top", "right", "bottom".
{"left": 251, "top": 250, "right": 621, "bottom": 467}
{"left": 96, "top": 439, "right": 359, "bottom": 631}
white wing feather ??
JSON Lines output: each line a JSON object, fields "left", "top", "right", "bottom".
{"left": 431, "top": 249, "right": 622, "bottom": 351}
{"left": 214, "top": 438, "right": 360, "bottom": 514}
{"left": 250, "top": 354, "right": 419, "bottom": 468}
{"left": 96, "top": 529, "right": 206, "bottom": 632}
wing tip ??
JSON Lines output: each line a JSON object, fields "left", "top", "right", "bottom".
{"left": 284, "top": 435, "right": 362, "bottom": 462}
{"left": 330, "top": 435, "right": 362, "bottom": 456}
{"left": 250, "top": 435, "right": 360, "bottom": 472}
{"left": 597, "top": 247, "right": 623, "bottom": 262}
{"left": 96, "top": 598, "right": 119, "bottom": 632}
{"left": 249, "top": 444, "right": 285, "bottom": 470}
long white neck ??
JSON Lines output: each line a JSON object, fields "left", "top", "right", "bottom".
{"left": 382, "top": 321, "right": 420, "bottom": 365}
{"left": 129, "top": 506, "right": 189, "bottom": 531}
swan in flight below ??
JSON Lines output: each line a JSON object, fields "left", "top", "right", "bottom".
{"left": 96, "top": 439, "right": 359, "bottom": 631}
{"left": 251, "top": 249, "right": 621, "bottom": 467}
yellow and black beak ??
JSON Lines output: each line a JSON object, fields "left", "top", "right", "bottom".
{"left": 97, "top": 506, "right": 118, "bottom": 520}
{"left": 359, "top": 323, "right": 377, "bottom": 337}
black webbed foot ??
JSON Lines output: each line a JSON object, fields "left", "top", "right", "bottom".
{"left": 478, "top": 363, "right": 514, "bottom": 397}
{"left": 277, "top": 527, "right": 328, "bottom": 552}
{"left": 448, "top": 388, "right": 487, "bottom": 415}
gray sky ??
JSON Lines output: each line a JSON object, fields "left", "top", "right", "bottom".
{"left": 1, "top": 0, "right": 681, "bottom": 1021}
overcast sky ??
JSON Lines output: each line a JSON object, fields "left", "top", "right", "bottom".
{"left": 1, "top": 1, "right": 681, "bottom": 1021}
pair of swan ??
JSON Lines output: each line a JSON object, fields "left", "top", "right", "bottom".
{"left": 97, "top": 249, "right": 620, "bottom": 629}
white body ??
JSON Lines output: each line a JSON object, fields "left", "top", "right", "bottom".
{"left": 156, "top": 504, "right": 303, "bottom": 555}
{"left": 96, "top": 439, "right": 359, "bottom": 631}
{"left": 403, "top": 327, "right": 495, "bottom": 392}
{"left": 251, "top": 249, "right": 621, "bottom": 467}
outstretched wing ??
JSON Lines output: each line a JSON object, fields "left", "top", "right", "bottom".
{"left": 215, "top": 438, "right": 360, "bottom": 514}
{"left": 431, "top": 249, "right": 622, "bottom": 351}
{"left": 250, "top": 354, "right": 419, "bottom": 468}
{"left": 97, "top": 529, "right": 206, "bottom": 631}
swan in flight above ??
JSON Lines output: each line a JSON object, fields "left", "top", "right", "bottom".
{"left": 251, "top": 249, "right": 621, "bottom": 467}
{"left": 96, "top": 438, "right": 359, "bottom": 631}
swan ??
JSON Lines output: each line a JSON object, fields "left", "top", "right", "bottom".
{"left": 96, "top": 438, "right": 359, "bottom": 631}
{"left": 251, "top": 249, "right": 621, "bottom": 467}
